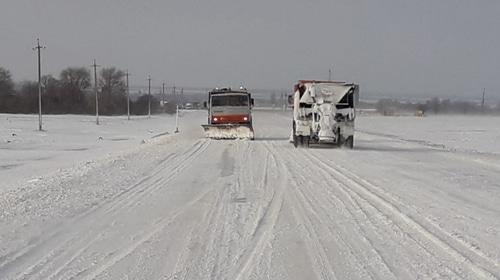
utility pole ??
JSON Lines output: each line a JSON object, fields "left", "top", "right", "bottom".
{"left": 162, "top": 82, "right": 165, "bottom": 106}
{"left": 282, "top": 92, "right": 286, "bottom": 111}
{"left": 92, "top": 59, "right": 100, "bottom": 125}
{"left": 172, "top": 85, "right": 176, "bottom": 105}
{"left": 280, "top": 93, "right": 283, "bottom": 110}
{"left": 286, "top": 91, "right": 289, "bottom": 111}
{"left": 147, "top": 75, "right": 151, "bottom": 118}
{"left": 33, "top": 38, "right": 45, "bottom": 131}
{"left": 125, "top": 70, "right": 131, "bottom": 120}
{"left": 481, "top": 88, "right": 486, "bottom": 111}
{"left": 175, "top": 105, "right": 179, "bottom": 133}
{"left": 180, "top": 88, "right": 184, "bottom": 106}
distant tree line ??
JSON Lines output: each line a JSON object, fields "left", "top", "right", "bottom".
{"left": 0, "top": 66, "right": 175, "bottom": 115}
{"left": 375, "top": 97, "right": 500, "bottom": 116}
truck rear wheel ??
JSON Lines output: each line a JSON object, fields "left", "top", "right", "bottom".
{"left": 345, "top": 136, "right": 354, "bottom": 149}
{"left": 292, "top": 121, "right": 299, "bottom": 148}
{"left": 303, "top": 136, "right": 310, "bottom": 147}
{"left": 292, "top": 121, "right": 301, "bottom": 148}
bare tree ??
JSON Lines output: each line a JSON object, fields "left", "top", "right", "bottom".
{"left": 60, "top": 67, "right": 91, "bottom": 92}
{"left": 132, "top": 94, "right": 160, "bottom": 115}
{"left": 427, "top": 97, "right": 440, "bottom": 114}
{"left": 18, "top": 81, "right": 39, "bottom": 113}
{"left": 59, "top": 67, "right": 91, "bottom": 113}
{"left": 0, "top": 67, "right": 16, "bottom": 111}
{"left": 41, "top": 75, "right": 63, "bottom": 113}
{"left": 99, "top": 67, "right": 126, "bottom": 115}
{"left": 0, "top": 67, "right": 15, "bottom": 96}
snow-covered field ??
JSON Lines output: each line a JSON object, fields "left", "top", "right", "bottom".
{"left": 358, "top": 115, "right": 500, "bottom": 155}
{"left": 0, "top": 114, "right": 177, "bottom": 191}
{"left": 1, "top": 110, "right": 499, "bottom": 279}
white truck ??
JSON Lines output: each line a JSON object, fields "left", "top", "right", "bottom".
{"left": 291, "top": 80, "right": 359, "bottom": 148}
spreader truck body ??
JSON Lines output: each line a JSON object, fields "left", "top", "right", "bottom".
{"left": 291, "top": 80, "right": 359, "bottom": 148}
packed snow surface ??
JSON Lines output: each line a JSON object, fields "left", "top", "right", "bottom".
{"left": 1, "top": 110, "right": 499, "bottom": 279}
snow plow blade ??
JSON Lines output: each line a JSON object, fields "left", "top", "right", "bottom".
{"left": 202, "top": 124, "right": 254, "bottom": 140}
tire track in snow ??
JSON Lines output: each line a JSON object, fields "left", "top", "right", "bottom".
{"left": 308, "top": 166, "right": 440, "bottom": 278}
{"left": 32, "top": 142, "right": 208, "bottom": 279}
{"left": 169, "top": 181, "right": 227, "bottom": 280}
{"left": 271, "top": 142, "right": 340, "bottom": 280}
{"left": 280, "top": 145, "right": 396, "bottom": 279}
{"left": 31, "top": 141, "right": 207, "bottom": 276}
{"left": 78, "top": 186, "right": 215, "bottom": 280}
{"left": 282, "top": 186, "right": 339, "bottom": 280}
{"left": 303, "top": 149, "right": 499, "bottom": 279}
{"left": 163, "top": 141, "right": 276, "bottom": 280}
{"left": 5, "top": 139, "right": 211, "bottom": 280}
{"left": 136, "top": 144, "right": 232, "bottom": 280}
{"left": 227, "top": 142, "right": 285, "bottom": 280}
{"left": 182, "top": 153, "right": 237, "bottom": 280}
{"left": 335, "top": 180, "right": 464, "bottom": 278}
{"left": 0, "top": 149, "right": 176, "bottom": 274}
{"left": 100, "top": 139, "right": 210, "bottom": 214}
{"left": 313, "top": 149, "right": 500, "bottom": 274}
{"left": 125, "top": 141, "right": 265, "bottom": 280}
{"left": 286, "top": 189, "right": 344, "bottom": 279}
{"left": 285, "top": 146, "right": 459, "bottom": 278}
{"left": 54, "top": 140, "right": 211, "bottom": 280}
{"left": 179, "top": 142, "right": 242, "bottom": 279}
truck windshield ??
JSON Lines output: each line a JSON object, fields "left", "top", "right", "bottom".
{"left": 211, "top": 95, "right": 249, "bottom": 107}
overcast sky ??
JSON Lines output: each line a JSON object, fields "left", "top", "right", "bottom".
{"left": 1, "top": 0, "right": 499, "bottom": 100}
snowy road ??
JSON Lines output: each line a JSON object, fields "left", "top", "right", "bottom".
{"left": 1, "top": 111, "right": 500, "bottom": 279}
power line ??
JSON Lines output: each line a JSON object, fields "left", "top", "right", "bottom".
{"left": 128, "top": 84, "right": 288, "bottom": 95}
{"left": 33, "top": 38, "right": 45, "bottom": 131}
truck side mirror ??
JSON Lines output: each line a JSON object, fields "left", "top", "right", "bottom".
{"left": 203, "top": 101, "right": 208, "bottom": 108}
{"left": 251, "top": 98, "right": 255, "bottom": 107}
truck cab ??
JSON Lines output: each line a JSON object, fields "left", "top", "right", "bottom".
{"left": 202, "top": 87, "right": 255, "bottom": 139}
